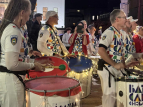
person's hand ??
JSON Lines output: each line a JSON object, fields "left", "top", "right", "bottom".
{"left": 122, "top": 54, "right": 139, "bottom": 68}
{"left": 91, "top": 54, "right": 96, "bottom": 56}
{"left": 54, "top": 54, "right": 62, "bottom": 58}
{"left": 32, "top": 51, "right": 42, "bottom": 57}
{"left": 66, "top": 54, "right": 77, "bottom": 59}
{"left": 113, "top": 63, "right": 125, "bottom": 70}
{"left": 125, "top": 61, "right": 139, "bottom": 68}
{"left": 33, "top": 62, "right": 46, "bottom": 71}
{"left": 45, "top": 58, "right": 54, "bottom": 66}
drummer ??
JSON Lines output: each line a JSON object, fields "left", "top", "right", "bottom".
{"left": 0, "top": 0, "right": 46, "bottom": 107}
{"left": 97, "top": 9, "right": 139, "bottom": 107}
{"left": 133, "top": 26, "right": 143, "bottom": 53}
{"left": 121, "top": 16, "right": 137, "bottom": 59}
{"left": 68, "top": 21, "right": 90, "bottom": 56}
{"left": 37, "top": 11, "right": 71, "bottom": 57}
{"left": 87, "top": 24, "right": 99, "bottom": 56}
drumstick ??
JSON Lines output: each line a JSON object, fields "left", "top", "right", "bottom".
{"left": 45, "top": 64, "right": 66, "bottom": 70}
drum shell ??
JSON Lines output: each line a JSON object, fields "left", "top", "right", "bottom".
{"left": 25, "top": 76, "right": 81, "bottom": 107}
{"left": 116, "top": 77, "right": 143, "bottom": 107}
{"left": 68, "top": 68, "right": 93, "bottom": 98}
{"left": 26, "top": 91, "right": 80, "bottom": 107}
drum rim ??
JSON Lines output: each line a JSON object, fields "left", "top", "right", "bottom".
{"left": 89, "top": 55, "right": 101, "bottom": 59}
{"left": 25, "top": 76, "right": 81, "bottom": 93}
{"left": 116, "top": 76, "right": 143, "bottom": 82}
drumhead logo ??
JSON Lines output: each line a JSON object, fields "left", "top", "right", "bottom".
{"left": 129, "top": 85, "right": 143, "bottom": 106}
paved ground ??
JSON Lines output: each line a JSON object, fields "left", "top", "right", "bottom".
{"left": 80, "top": 77, "right": 102, "bottom": 107}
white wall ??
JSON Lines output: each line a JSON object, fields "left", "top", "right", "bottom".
{"left": 37, "top": 0, "right": 65, "bottom": 28}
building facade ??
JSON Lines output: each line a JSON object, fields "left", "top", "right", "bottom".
{"left": 0, "top": 0, "right": 65, "bottom": 28}
{"left": 36, "top": 0, "right": 65, "bottom": 28}
{"left": 0, "top": 0, "right": 10, "bottom": 19}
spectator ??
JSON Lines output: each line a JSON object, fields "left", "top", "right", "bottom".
{"left": 29, "top": 13, "right": 42, "bottom": 51}
{"left": 68, "top": 21, "right": 90, "bottom": 56}
{"left": 87, "top": 24, "right": 99, "bottom": 56}
{"left": 96, "top": 29, "right": 102, "bottom": 40}
{"left": 62, "top": 27, "right": 72, "bottom": 50}
{"left": 133, "top": 26, "right": 143, "bottom": 53}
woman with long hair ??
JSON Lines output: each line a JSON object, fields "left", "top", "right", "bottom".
{"left": 0, "top": 0, "right": 45, "bottom": 107}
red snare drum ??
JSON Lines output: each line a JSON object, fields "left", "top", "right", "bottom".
{"left": 28, "top": 56, "right": 69, "bottom": 78}
{"left": 25, "top": 76, "right": 82, "bottom": 107}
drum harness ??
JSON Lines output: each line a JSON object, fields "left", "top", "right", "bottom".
{"left": 0, "top": 65, "right": 28, "bottom": 87}
{"left": 98, "top": 59, "right": 127, "bottom": 87}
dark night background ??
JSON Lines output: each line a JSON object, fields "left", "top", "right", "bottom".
{"left": 65, "top": 0, "right": 121, "bottom": 30}
{"left": 66, "top": 0, "right": 120, "bottom": 13}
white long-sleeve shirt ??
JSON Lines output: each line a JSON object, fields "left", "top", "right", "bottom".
{"left": 0, "top": 23, "right": 34, "bottom": 71}
{"left": 62, "top": 33, "right": 71, "bottom": 47}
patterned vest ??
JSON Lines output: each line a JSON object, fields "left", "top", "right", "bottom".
{"left": 44, "top": 25, "right": 61, "bottom": 54}
{"left": 72, "top": 34, "right": 84, "bottom": 55}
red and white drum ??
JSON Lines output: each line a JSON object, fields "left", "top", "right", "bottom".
{"left": 25, "top": 76, "right": 81, "bottom": 107}
{"left": 116, "top": 76, "right": 143, "bottom": 107}
{"left": 28, "top": 56, "right": 69, "bottom": 78}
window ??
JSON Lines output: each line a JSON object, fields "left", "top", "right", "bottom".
{"left": 53, "top": 7, "right": 58, "bottom": 13}
{"left": 43, "top": 7, "right": 48, "bottom": 21}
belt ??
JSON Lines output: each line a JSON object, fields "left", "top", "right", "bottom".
{"left": 0, "top": 66, "right": 28, "bottom": 87}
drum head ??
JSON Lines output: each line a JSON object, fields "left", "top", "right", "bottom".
{"left": 64, "top": 56, "right": 92, "bottom": 73}
{"left": 28, "top": 56, "right": 69, "bottom": 78}
{"left": 25, "top": 76, "right": 81, "bottom": 97}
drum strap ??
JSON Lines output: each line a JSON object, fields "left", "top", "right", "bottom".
{"left": 104, "top": 66, "right": 127, "bottom": 87}
{"left": 98, "top": 59, "right": 109, "bottom": 70}
{"left": 104, "top": 65, "right": 115, "bottom": 88}
{"left": 0, "top": 66, "right": 28, "bottom": 87}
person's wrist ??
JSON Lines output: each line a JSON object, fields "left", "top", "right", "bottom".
{"left": 31, "top": 63, "right": 35, "bottom": 70}
{"left": 112, "top": 62, "right": 116, "bottom": 68}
